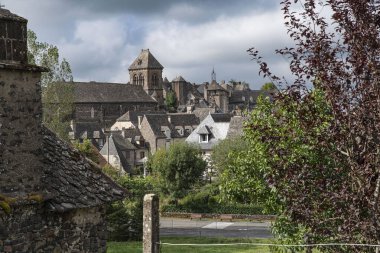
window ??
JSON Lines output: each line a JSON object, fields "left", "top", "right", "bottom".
{"left": 152, "top": 74, "right": 158, "bottom": 87}
{"left": 199, "top": 134, "right": 208, "bottom": 143}
{"left": 139, "top": 74, "right": 144, "bottom": 86}
{"left": 133, "top": 74, "right": 138, "bottom": 84}
{"left": 176, "top": 128, "right": 183, "bottom": 135}
{"left": 90, "top": 107, "right": 95, "bottom": 118}
{"left": 140, "top": 151, "right": 145, "bottom": 159}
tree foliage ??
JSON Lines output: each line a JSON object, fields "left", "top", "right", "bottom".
{"left": 27, "top": 30, "right": 74, "bottom": 140}
{"left": 107, "top": 176, "right": 155, "bottom": 241}
{"left": 260, "top": 82, "right": 278, "bottom": 91}
{"left": 211, "top": 136, "right": 249, "bottom": 175}
{"left": 147, "top": 142, "right": 207, "bottom": 202}
{"left": 73, "top": 139, "right": 99, "bottom": 163}
{"left": 165, "top": 91, "right": 177, "bottom": 112}
{"left": 246, "top": 0, "right": 380, "bottom": 251}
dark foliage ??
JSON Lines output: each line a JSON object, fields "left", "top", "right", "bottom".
{"left": 248, "top": 0, "right": 380, "bottom": 252}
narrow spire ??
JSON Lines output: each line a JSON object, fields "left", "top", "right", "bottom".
{"left": 211, "top": 67, "right": 216, "bottom": 82}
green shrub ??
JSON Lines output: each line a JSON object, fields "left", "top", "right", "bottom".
{"left": 107, "top": 176, "right": 156, "bottom": 241}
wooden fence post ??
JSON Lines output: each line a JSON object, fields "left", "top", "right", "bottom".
{"left": 143, "top": 194, "right": 160, "bottom": 253}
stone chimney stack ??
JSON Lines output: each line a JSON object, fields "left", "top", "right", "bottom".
{"left": 0, "top": 9, "right": 46, "bottom": 195}
{"left": 138, "top": 115, "right": 142, "bottom": 129}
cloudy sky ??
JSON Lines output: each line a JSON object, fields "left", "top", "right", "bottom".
{"left": 4, "top": 0, "right": 295, "bottom": 89}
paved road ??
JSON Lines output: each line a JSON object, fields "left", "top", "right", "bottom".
{"left": 160, "top": 218, "right": 273, "bottom": 238}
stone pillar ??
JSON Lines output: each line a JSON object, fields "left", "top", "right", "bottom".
{"left": 143, "top": 194, "right": 160, "bottom": 253}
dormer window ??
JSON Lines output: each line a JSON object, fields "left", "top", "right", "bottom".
{"left": 199, "top": 134, "right": 209, "bottom": 143}
{"left": 197, "top": 125, "right": 211, "bottom": 143}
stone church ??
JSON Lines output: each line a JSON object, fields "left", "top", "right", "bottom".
{"left": 0, "top": 9, "right": 125, "bottom": 252}
{"left": 72, "top": 49, "right": 168, "bottom": 129}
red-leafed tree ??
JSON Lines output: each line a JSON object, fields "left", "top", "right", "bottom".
{"left": 246, "top": 0, "right": 380, "bottom": 252}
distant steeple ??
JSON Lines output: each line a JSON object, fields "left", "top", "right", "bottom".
{"left": 211, "top": 67, "right": 216, "bottom": 82}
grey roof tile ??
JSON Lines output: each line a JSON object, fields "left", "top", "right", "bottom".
{"left": 128, "top": 49, "right": 163, "bottom": 70}
{"left": 210, "top": 113, "right": 232, "bottom": 122}
{"left": 73, "top": 82, "right": 157, "bottom": 104}
{"left": 43, "top": 127, "right": 126, "bottom": 212}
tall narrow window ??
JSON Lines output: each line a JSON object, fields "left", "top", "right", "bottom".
{"left": 152, "top": 74, "right": 158, "bottom": 87}
{"left": 139, "top": 74, "right": 144, "bottom": 86}
{"left": 133, "top": 74, "right": 138, "bottom": 84}
{"left": 90, "top": 107, "right": 95, "bottom": 118}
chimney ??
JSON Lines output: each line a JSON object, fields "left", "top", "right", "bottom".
{"left": 138, "top": 115, "right": 142, "bottom": 129}
{"left": 0, "top": 9, "right": 46, "bottom": 195}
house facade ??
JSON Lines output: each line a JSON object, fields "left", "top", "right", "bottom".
{"left": 0, "top": 9, "right": 125, "bottom": 252}
{"left": 186, "top": 114, "right": 245, "bottom": 159}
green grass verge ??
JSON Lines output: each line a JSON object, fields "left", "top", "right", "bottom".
{"left": 107, "top": 237, "right": 274, "bottom": 253}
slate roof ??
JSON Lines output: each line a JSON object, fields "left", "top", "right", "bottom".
{"left": 0, "top": 8, "right": 27, "bottom": 22}
{"left": 116, "top": 110, "right": 164, "bottom": 124}
{"left": 99, "top": 133, "right": 135, "bottom": 173}
{"left": 207, "top": 80, "right": 227, "bottom": 91}
{"left": 73, "top": 82, "right": 157, "bottom": 104}
{"left": 197, "top": 125, "right": 212, "bottom": 134}
{"left": 144, "top": 114, "right": 181, "bottom": 138}
{"left": 226, "top": 116, "right": 246, "bottom": 138}
{"left": 186, "top": 113, "right": 233, "bottom": 151}
{"left": 172, "top": 76, "right": 186, "bottom": 82}
{"left": 210, "top": 113, "right": 232, "bottom": 122}
{"left": 43, "top": 127, "right": 125, "bottom": 212}
{"left": 193, "top": 108, "right": 217, "bottom": 121}
{"left": 229, "top": 90, "right": 271, "bottom": 104}
{"left": 168, "top": 113, "right": 200, "bottom": 127}
{"left": 196, "top": 83, "right": 207, "bottom": 95}
{"left": 128, "top": 49, "right": 163, "bottom": 70}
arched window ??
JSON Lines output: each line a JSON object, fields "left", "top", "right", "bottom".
{"left": 152, "top": 74, "right": 158, "bottom": 87}
{"left": 139, "top": 74, "right": 144, "bottom": 86}
{"left": 133, "top": 74, "right": 138, "bottom": 84}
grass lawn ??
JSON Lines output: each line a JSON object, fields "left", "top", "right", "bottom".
{"left": 107, "top": 237, "right": 274, "bottom": 253}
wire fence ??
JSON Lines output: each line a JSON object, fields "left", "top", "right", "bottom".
{"left": 158, "top": 218, "right": 380, "bottom": 252}
{"left": 159, "top": 242, "right": 380, "bottom": 248}
{"left": 160, "top": 217, "right": 272, "bottom": 238}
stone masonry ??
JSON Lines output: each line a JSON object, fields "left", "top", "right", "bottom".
{"left": 0, "top": 9, "right": 125, "bottom": 253}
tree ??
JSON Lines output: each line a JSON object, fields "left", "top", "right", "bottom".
{"left": 165, "top": 91, "right": 177, "bottom": 112}
{"left": 246, "top": 0, "right": 380, "bottom": 251}
{"left": 211, "top": 136, "right": 249, "bottom": 175}
{"left": 147, "top": 142, "right": 207, "bottom": 202}
{"left": 260, "top": 82, "right": 278, "bottom": 91}
{"left": 107, "top": 175, "right": 155, "bottom": 241}
{"left": 27, "top": 30, "right": 74, "bottom": 140}
{"left": 73, "top": 139, "right": 99, "bottom": 163}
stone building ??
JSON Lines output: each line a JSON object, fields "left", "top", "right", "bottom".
{"left": 129, "top": 49, "right": 165, "bottom": 106}
{"left": 73, "top": 81, "right": 158, "bottom": 127}
{"left": 139, "top": 113, "right": 199, "bottom": 154}
{"left": 0, "top": 9, "right": 125, "bottom": 252}
{"left": 185, "top": 114, "right": 232, "bottom": 158}
{"left": 99, "top": 129, "right": 149, "bottom": 174}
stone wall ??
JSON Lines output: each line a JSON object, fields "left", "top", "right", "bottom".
{"left": 0, "top": 204, "right": 107, "bottom": 253}
{"left": 75, "top": 102, "right": 157, "bottom": 126}
{"left": 139, "top": 117, "right": 158, "bottom": 153}
{"left": 0, "top": 68, "right": 44, "bottom": 195}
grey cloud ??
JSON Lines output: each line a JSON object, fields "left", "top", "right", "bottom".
{"left": 58, "top": 0, "right": 279, "bottom": 24}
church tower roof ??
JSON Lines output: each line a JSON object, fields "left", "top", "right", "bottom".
{"left": 172, "top": 76, "right": 186, "bottom": 82}
{"left": 128, "top": 49, "right": 163, "bottom": 70}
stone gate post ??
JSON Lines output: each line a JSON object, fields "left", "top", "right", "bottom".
{"left": 143, "top": 194, "right": 160, "bottom": 253}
